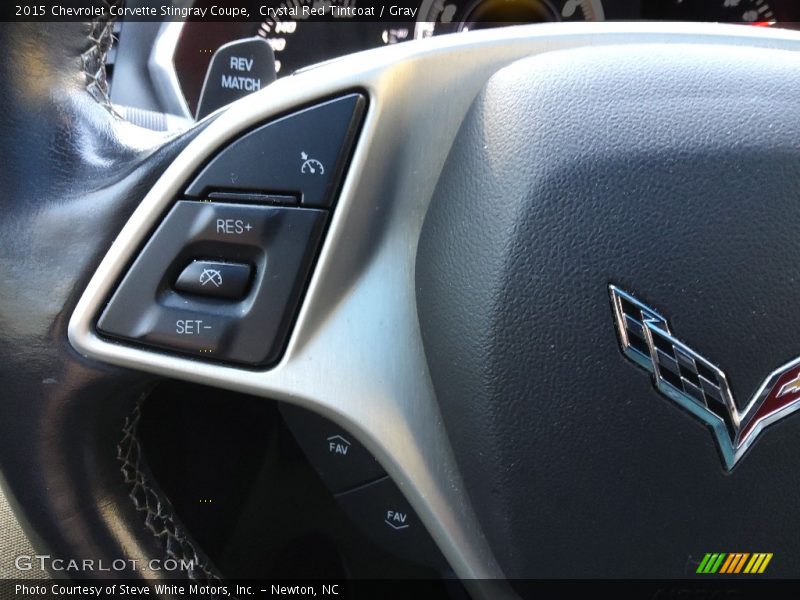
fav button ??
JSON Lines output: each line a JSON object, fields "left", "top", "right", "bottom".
{"left": 280, "top": 403, "right": 386, "bottom": 494}
{"left": 174, "top": 260, "right": 252, "bottom": 300}
{"left": 334, "top": 476, "right": 447, "bottom": 568}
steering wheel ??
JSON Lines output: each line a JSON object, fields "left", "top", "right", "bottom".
{"left": 3, "top": 16, "right": 800, "bottom": 596}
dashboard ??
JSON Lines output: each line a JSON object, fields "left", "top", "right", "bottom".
{"left": 111, "top": 0, "right": 800, "bottom": 121}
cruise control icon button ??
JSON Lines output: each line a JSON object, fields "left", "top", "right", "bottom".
{"left": 175, "top": 260, "right": 251, "bottom": 300}
{"left": 199, "top": 269, "right": 223, "bottom": 287}
{"left": 185, "top": 94, "right": 365, "bottom": 208}
{"left": 300, "top": 151, "right": 325, "bottom": 175}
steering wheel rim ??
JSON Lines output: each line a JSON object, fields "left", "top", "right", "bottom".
{"left": 0, "top": 19, "right": 225, "bottom": 583}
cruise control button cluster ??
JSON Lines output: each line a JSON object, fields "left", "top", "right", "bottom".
{"left": 96, "top": 94, "right": 364, "bottom": 367}
{"left": 97, "top": 201, "right": 325, "bottom": 366}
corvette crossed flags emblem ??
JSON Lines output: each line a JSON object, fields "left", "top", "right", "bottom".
{"left": 610, "top": 285, "right": 800, "bottom": 470}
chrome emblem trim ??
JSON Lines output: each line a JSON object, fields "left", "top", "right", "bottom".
{"left": 610, "top": 285, "right": 800, "bottom": 470}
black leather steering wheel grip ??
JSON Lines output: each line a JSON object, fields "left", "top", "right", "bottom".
{"left": 0, "top": 21, "right": 209, "bottom": 580}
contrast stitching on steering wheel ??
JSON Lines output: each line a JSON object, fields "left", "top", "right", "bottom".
{"left": 81, "top": 0, "right": 120, "bottom": 116}
{"left": 118, "top": 399, "right": 223, "bottom": 584}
